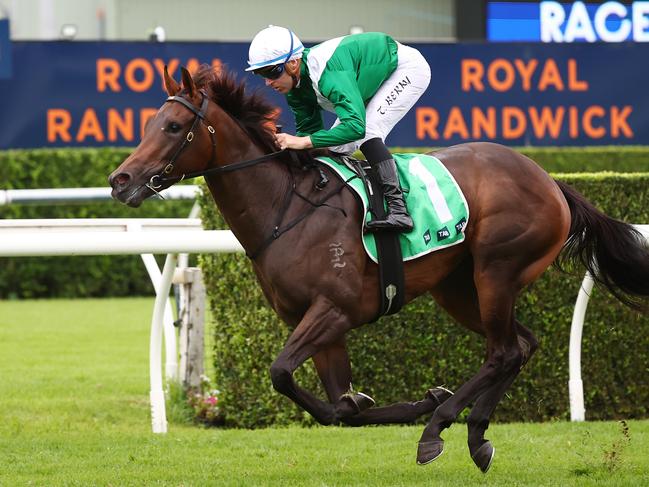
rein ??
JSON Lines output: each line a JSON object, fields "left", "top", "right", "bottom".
{"left": 158, "top": 149, "right": 289, "bottom": 184}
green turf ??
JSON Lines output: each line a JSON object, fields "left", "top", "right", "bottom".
{"left": 1, "top": 298, "right": 647, "bottom": 486}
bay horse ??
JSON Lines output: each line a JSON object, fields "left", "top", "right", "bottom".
{"left": 109, "top": 66, "right": 649, "bottom": 472}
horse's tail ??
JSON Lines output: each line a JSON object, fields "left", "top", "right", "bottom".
{"left": 555, "top": 179, "right": 649, "bottom": 310}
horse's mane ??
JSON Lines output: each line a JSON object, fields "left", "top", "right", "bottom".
{"left": 191, "top": 64, "right": 327, "bottom": 167}
{"left": 192, "top": 65, "right": 283, "bottom": 154}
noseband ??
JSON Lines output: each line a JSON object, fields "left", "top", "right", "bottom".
{"left": 147, "top": 90, "right": 218, "bottom": 193}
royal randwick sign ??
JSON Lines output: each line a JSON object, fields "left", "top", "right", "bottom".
{"left": 1, "top": 40, "right": 648, "bottom": 148}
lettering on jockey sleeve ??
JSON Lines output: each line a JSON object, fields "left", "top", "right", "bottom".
{"left": 377, "top": 76, "right": 412, "bottom": 115}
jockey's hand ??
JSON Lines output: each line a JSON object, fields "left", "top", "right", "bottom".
{"left": 275, "top": 133, "right": 313, "bottom": 150}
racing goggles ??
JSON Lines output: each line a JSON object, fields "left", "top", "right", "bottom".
{"left": 254, "top": 63, "right": 286, "bottom": 80}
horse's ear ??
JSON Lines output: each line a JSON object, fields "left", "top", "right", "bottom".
{"left": 180, "top": 67, "right": 196, "bottom": 98}
{"left": 163, "top": 65, "right": 180, "bottom": 96}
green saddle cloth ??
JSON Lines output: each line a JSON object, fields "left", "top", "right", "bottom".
{"left": 316, "top": 153, "right": 470, "bottom": 262}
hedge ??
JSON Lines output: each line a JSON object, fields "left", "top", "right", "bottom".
{"left": 198, "top": 172, "right": 649, "bottom": 428}
{"left": 1, "top": 147, "right": 648, "bottom": 298}
{"left": 519, "top": 146, "right": 649, "bottom": 173}
{"left": 396, "top": 146, "right": 649, "bottom": 173}
{"left": 0, "top": 148, "right": 194, "bottom": 298}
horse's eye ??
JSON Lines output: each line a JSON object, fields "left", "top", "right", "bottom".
{"left": 166, "top": 122, "right": 182, "bottom": 133}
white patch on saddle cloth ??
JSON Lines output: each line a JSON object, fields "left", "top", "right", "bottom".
{"left": 409, "top": 158, "right": 453, "bottom": 223}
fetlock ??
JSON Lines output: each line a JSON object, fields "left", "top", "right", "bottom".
{"left": 467, "top": 417, "right": 490, "bottom": 452}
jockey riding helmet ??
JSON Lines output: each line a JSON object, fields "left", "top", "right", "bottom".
{"left": 246, "top": 26, "right": 304, "bottom": 75}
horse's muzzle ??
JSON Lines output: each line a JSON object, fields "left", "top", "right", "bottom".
{"left": 108, "top": 170, "right": 148, "bottom": 207}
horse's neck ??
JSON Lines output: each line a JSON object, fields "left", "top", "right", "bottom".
{"left": 204, "top": 110, "right": 291, "bottom": 252}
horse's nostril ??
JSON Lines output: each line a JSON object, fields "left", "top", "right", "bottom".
{"left": 112, "top": 173, "right": 130, "bottom": 187}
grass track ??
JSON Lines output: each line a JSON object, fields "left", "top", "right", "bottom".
{"left": 1, "top": 298, "right": 647, "bottom": 486}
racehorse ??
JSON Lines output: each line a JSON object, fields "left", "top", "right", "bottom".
{"left": 109, "top": 65, "right": 649, "bottom": 472}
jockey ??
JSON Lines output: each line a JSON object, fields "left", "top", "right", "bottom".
{"left": 246, "top": 26, "right": 431, "bottom": 233}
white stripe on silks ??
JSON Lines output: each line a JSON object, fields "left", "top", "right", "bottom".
{"left": 409, "top": 157, "right": 453, "bottom": 223}
{"left": 305, "top": 36, "right": 344, "bottom": 111}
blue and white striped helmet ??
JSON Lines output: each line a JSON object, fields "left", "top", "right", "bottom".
{"left": 246, "top": 26, "right": 304, "bottom": 71}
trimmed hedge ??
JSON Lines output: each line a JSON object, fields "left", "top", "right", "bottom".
{"left": 520, "top": 146, "right": 649, "bottom": 173}
{"left": 0, "top": 149, "right": 194, "bottom": 298}
{"left": 199, "top": 173, "right": 649, "bottom": 428}
{"left": 395, "top": 146, "right": 649, "bottom": 173}
{"left": 1, "top": 146, "right": 648, "bottom": 297}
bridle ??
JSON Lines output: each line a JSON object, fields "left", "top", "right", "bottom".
{"left": 146, "top": 89, "right": 286, "bottom": 197}
{"left": 146, "top": 90, "right": 216, "bottom": 194}
{"left": 143, "top": 88, "right": 346, "bottom": 260}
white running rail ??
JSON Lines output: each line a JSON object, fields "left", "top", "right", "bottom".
{"left": 0, "top": 186, "right": 200, "bottom": 205}
{"left": 1, "top": 185, "right": 202, "bottom": 310}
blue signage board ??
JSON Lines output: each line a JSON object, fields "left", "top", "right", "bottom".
{"left": 488, "top": 1, "right": 649, "bottom": 42}
{"left": 0, "top": 19, "right": 11, "bottom": 78}
{"left": 0, "top": 40, "right": 648, "bottom": 148}
{"left": 0, "top": 41, "right": 274, "bottom": 150}
{"left": 406, "top": 41, "right": 649, "bottom": 147}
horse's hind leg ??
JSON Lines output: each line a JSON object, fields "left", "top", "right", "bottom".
{"left": 465, "top": 321, "right": 538, "bottom": 472}
{"left": 312, "top": 340, "right": 453, "bottom": 425}
{"left": 419, "top": 263, "right": 525, "bottom": 467}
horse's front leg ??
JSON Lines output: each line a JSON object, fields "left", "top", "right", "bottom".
{"left": 311, "top": 338, "right": 377, "bottom": 420}
{"left": 312, "top": 341, "right": 453, "bottom": 426}
{"left": 269, "top": 297, "right": 357, "bottom": 425}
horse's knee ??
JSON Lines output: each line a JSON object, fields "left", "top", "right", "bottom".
{"left": 488, "top": 346, "right": 524, "bottom": 374}
{"left": 269, "top": 362, "right": 292, "bottom": 394}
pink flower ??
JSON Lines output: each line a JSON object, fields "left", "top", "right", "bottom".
{"left": 204, "top": 396, "right": 218, "bottom": 405}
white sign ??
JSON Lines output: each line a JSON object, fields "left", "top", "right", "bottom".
{"left": 540, "top": 1, "right": 649, "bottom": 42}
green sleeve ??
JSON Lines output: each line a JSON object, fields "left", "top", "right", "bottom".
{"left": 287, "top": 92, "right": 323, "bottom": 137}
{"left": 308, "top": 72, "right": 366, "bottom": 148}
{"left": 292, "top": 104, "right": 324, "bottom": 137}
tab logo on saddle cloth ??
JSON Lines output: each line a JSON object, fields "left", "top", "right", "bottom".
{"left": 436, "top": 226, "right": 451, "bottom": 241}
{"left": 317, "top": 153, "right": 470, "bottom": 263}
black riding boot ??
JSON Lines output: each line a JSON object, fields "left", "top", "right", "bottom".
{"left": 361, "top": 138, "right": 413, "bottom": 233}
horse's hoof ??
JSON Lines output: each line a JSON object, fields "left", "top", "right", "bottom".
{"left": 354, "top": 391, "right": 375, "bottom": 411}
{"left": 339, "top": 391, "right": 375, "bottom": 414}
{"left": 416, "top": 439, "right": 444, "bottom": 465}
{"left": 425, "top": 386, "right": 454, "bottom": 407}
{"left": 471, "top": 441, "right": 495, "bottom": 473}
